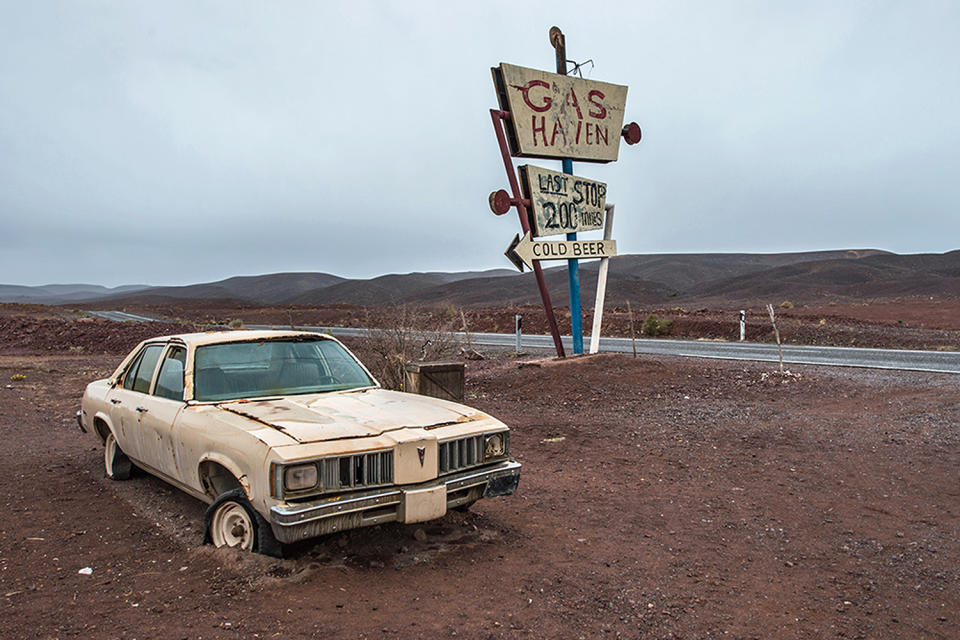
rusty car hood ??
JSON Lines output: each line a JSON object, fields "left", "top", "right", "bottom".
{"left": 216, "top": 388, "right": 479, "bottom": 444}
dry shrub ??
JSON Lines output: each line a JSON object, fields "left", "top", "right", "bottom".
{"left": 779, "top": 300, "right": 794, "bottom": 309}
{"left": 641, "top": 314, "right": 671, "bottom": 337}
{"left": 357, "top": 306, "right": 460, "bottom": 390}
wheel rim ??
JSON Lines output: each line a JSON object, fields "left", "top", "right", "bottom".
{"left": 104, "top": 434, "right": 117, "bottom": 476}
{"left": 210, "top": 502, "right": 254, "bottom": 550}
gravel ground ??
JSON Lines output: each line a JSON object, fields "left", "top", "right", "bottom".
{"left": 0, "top": 316, "right": 957, "bottom": 639}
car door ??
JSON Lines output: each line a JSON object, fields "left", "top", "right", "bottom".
{"left": 136, "top": 344, "right": 188, "bottom": 480}
{"left": 105, "top": 343, "right": 165, "bottom": 462}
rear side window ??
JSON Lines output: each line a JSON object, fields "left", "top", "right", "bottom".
{"left": 122, "top": 348, "right": 147, "bottom": 390}
{"left": 154, "top": 346, "right": 186, "bottom": 401}
{"left": 128, "top": 344, "right": 164, "bottom": 394}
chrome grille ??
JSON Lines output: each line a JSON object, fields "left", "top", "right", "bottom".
{"left": 438, "top": 435, "right": 485, "bottom": 474}
{"left": 321, "top": 451, "right": 393, "bottom": 490}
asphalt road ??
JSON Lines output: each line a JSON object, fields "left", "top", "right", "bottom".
{"left": 90, "top": 312, "right": 960, "bottom": 374}
{"left": 262, "top": 325, "right": 960, "bottom": 375}
{"left": 87, "top": 310, "right": 158, "bottom": 323}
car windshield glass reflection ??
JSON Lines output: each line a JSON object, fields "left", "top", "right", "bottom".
{"left": 194, "top": 339, "right": 375, "bottom": 402}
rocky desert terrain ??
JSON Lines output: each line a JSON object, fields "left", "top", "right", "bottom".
{"left": 0, "top": 308, "right": 957, "bottom": 639}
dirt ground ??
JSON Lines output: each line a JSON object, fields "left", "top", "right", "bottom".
{"left": 1, "top": 316, "right": 958, "bottom": 639}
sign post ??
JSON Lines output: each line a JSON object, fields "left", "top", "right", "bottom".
{"left": 488, "top": 110, "right": 566, "bottom": 357}
{"left": 549, "top": 28, "right": 584, "bottom": 354}
{"left": 488, "top": 27, "right": 641, "bottom": 359}
{"left": 589, "top": 203, "right": 615, "bottom": 354}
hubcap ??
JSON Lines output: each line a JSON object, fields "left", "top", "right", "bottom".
{"left": 211, "top": 502, "right": 254, "bottom": 550}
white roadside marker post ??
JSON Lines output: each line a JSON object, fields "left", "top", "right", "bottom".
{"left": 589, "top": 204, "right": 616, "bottom": 354}
{"left": 515, "top": 314, "right": 523, "bottom": 354}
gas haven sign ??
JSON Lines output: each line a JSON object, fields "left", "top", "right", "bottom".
{"left": 492, "top": 63, "right": 628, "bottom": 163}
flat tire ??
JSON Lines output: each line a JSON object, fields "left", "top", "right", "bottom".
{"left": 104, "top": 433, "right": 132, "bottom": 480}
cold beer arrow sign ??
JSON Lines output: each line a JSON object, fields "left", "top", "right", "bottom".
{"left": 505, "top": 231, "right": 617, "bottom": 272}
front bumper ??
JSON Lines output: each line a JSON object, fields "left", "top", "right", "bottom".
{"left": 269, "top": 459, "right": 521, "bottom": 544}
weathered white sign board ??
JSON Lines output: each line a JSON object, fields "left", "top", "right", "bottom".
{"left": 506, "top": 231, "right": 617, "bottom": 271}
{"left": 494, "top": 63, "right": 628, "bottom": 163}
{"left": 520, "top": 164, "right": 607, "bottom": 237}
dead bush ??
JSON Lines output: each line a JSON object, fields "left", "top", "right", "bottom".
{"left": 356, "top": 306, "right": 460, "bottom": 390}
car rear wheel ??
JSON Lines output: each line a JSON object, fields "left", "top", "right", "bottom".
{"left": 104, "top": 433, "right": 132, "bottom": 480}
{"left": 204, "top": 488, "right": 283, "bottom": 557}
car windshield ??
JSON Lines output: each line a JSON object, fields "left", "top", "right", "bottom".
{"left": 193, "top": 338, "right": 375, "bottom": 402}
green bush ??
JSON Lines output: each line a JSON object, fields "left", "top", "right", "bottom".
{"left": 641, "top": 314, "right": 671, "bottom": 337}
{"left": 228, "top": 318, "right": 244, "bottom": 329}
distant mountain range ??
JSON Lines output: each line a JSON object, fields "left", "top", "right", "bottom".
{"left": 0, "top": 283, "right": 153, "bottom": 304}
{"left": 4, "top": 250, "right": 959, "bottom": 308}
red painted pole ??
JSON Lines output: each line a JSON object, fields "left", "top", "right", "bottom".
{"left": 490, "top": 108, "right": 566, "bottom": 358}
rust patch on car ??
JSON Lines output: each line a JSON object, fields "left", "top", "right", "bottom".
{"left": 218, "top": 404, "right": 295, "bottom": 435}
{"left": 238, "top": 474, "right": 251, "bottom": 497}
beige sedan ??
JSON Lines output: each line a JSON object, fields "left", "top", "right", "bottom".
{"left": 78, "top": 330, "right": 520, "bottom": 555}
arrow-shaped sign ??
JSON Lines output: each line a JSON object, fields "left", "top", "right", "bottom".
{"left": 505, "top": 231, "right": 617, "bottom": 272}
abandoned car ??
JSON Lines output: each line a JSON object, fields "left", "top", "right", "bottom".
{"left": 77, "top": 330, "right": 520, "bottom": 554}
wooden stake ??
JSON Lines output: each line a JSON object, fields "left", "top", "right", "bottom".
{"left": 766, "top": 304, "right": 784, "bottom": 372}
{"left": 460, "top": 309, "right": 472, "bottom": 350}
{"left": 627, "top": 301, "right": 637, "bottom": 358}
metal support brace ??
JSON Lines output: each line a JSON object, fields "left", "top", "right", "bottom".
{"left": 489, "top": 109, "right": 565, "bottom": 358}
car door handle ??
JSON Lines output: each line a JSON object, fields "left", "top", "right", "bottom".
{"left": 110, "top": 399, "right": 122, "bottom": 405}
{"left": 136, "top": 406, "right": 148, "bottom": 413}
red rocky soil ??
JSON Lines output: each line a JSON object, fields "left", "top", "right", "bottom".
{"left": 0, "top": 315, "right": 957, "bottom": 639}
{"left": 103, "top": 299, "right": 960, "bottom": 352}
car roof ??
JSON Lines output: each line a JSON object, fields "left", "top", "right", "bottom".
{"left": 149, "top": 329, "right": 331, "bottom": 348}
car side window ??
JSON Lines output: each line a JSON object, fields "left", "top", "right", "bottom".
{"left": 131, "top": 344, "right": 164, "bottom": 394}
{"left": 122, "top": 348, "right": 147, "bottom": 390}
{"left": 154, "top": 346, "right": 186, "bottom": 401}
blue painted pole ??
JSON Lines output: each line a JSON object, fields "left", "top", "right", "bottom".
{"left": 551, "top": 27, "right": 583, "bottom": 355}
{"left": 563, "top": 157, "right": 583, "bottom": 354}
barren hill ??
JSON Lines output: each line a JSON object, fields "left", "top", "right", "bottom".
{"left": 3, "top": 250, "right": 958, "bottom": 309}
{"left": 0, "top": 283, "right": 150, "bottom": 304}
{"left": 289, "top": 270, "right": 516, "bottom": 306}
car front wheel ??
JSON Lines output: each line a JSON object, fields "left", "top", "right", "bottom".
{"left": 204, "top": 489, "right": 283, "bottom": 557}
{"left": 104, "top": 433, "right": 132, "bottom": 480}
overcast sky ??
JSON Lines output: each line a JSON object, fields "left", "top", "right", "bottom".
{"left": 2, "top": 1, "right": 958, "bottom": 287}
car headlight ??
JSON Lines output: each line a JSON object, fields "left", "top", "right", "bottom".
{"left": 284, "top": 463, "right": 318, "bottom": 491}
{"left": 485, "top": 432, "right": 507, "bottom": 459}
